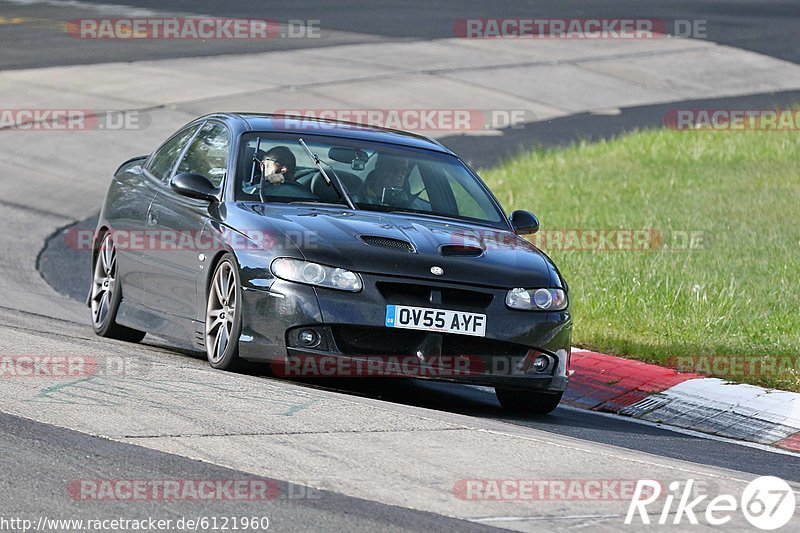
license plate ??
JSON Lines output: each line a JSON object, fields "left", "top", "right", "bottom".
{"left": 385, "top": 305, "right": 486, "bottom": 337}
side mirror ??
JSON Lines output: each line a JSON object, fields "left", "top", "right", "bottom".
{"left": 510, "top": 210, "right": 539, "bottom": 235}
{"left": 171, "top": 172, "right": 217, "bottom": 201}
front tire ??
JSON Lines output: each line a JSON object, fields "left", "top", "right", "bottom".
{"left": 205, "top": 254, "right": 243, "bottom": 370}
{"left": 90, "top": 233, "right": 146, "bottom": 342}
{"left": 495, "top": 388, "right": 563, "bottom": 415}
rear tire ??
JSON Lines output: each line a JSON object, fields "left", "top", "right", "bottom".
{"left": 495, "top": 388, "right": 563, "bottom": 414}
{"left": 205, "top": 253, "right": 243, "bottom": 370}
{"left": 90, "top": 233, "right": 146, "bottom": 342}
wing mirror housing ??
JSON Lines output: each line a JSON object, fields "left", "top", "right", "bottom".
{"left": 171, "top": 172, "right": 218, "bottom": 201}
{"left": 510, "top": 210, "right": 540, "bottom": 235}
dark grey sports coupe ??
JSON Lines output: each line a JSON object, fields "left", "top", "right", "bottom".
{"left": 90, "top": 113, "right": 572, "bottom": 413}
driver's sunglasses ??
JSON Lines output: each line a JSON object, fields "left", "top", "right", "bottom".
{"left": 261, "top": 157, "right": 287, "bottom": 167}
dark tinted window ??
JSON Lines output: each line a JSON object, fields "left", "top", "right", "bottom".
{"left": 147, "top": 125, "right": 200, "bottom": 183}
{"left": 177, "top": 122, "right": 230, "bottom": 187}
{"left": 235, "top": 132, "right": 506, "bottom": 227}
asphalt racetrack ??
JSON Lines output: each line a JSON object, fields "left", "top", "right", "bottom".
{"left": 2, "top": 1, "right": 799, "bottom": 531}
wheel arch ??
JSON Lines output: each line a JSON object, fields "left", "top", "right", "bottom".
{"left": 90, "top": 225, "right": 110, "bottom": 262}
{"left": 199, "top": 245, "right": 244, "bottom": 324}
{"left": 203, "top": 247, "right": 241, "bottom": 293}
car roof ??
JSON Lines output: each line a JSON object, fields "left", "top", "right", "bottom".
{"left": 215, "top": 112, "right": 454, "bottom": 154}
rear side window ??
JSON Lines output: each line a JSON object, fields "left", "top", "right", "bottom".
{"left": 176, "top": 122, "right": 230, "bottom": 187}
{"left": 147, "top": 125, "right": 200, "bottom": 183}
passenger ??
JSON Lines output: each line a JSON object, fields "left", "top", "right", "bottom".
{"left": 360, "top": 154, "right": 412, "bottom": 204}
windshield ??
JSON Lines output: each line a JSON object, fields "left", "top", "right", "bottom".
{"left": 235, "top": 132, "right": 507, "bottom": 227}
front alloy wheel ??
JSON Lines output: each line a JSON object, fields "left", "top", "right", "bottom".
{"left": 205, "top": 254, "right": 242, "bottom": 369}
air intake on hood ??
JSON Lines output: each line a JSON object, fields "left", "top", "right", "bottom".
{"left": 440, "top": 244, "right": 483, "bottom": 257}
{"left": 359, "top": 235, "right": 415, "bottom": 253}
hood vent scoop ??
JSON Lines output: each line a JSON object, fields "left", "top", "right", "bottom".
{"left": 359, "top": 235, "right": 416, "bottom": 253}
{"left": 440, "top": 244, "right": 484, "bottom": 257}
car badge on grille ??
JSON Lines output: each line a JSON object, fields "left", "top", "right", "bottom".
{"left": 430, "top": 266, "right": 444, "bottom": 276}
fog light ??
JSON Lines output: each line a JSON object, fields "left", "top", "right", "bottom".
{"left": 299, "top": 329, "right": 320, "bottom": 347}
{"left": 532, "top": 354, "right": 550, "bottom": 373}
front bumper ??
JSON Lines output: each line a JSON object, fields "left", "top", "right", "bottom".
{"left": 237, "top": 273, "right": 572, "bottom": 392}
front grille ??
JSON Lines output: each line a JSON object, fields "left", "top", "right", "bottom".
{"left": 332, "top": 326, "right": 427, "bottom": 356}
{"left": 331, "top": 325, "right": 528, "bottom": 357}
{"left": 376, "top": 282, "right": 431, "bottom": 306}
{"left": 441, "top": 287, "right": 493, "bottom": 308}
{"left": 442, "top": 335, "right": 528, "bottom": 357}
{"left": 440, "top": 244, "right": 483, "bottom": 257}
{"left": 376, "top": 282, "right": 494, "bottom": 310}
{"left": 359, "top": 235, "right": 415, "bottom": 253}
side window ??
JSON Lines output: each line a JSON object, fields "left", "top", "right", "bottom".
{"left": 177, "top": 122, "right": 230, "bottom": 187}
{"left": 147, "top": 125, "right": 200, "bottom": 183}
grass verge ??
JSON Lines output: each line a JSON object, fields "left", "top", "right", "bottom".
{"left": 481, "top": 128, "right": 800, "bottom": 391}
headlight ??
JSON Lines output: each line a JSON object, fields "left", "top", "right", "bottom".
{"left": 506, "top": 288, "right": 567, "bottom": 310}
{"left": 271, "top": 258, "right": 362, "bottom": 292}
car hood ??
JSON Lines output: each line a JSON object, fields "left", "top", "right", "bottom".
{"left": 235, "top": 204, "right": 561, "bottom": 289}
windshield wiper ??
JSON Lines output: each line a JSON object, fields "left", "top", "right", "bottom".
{"left": 388, "top": 209, "right": 457, "bottom": 221}
{"left": 289, "top": 201, "right": 350, "bottom": 208}
{"left": 248, "top": 137, "right": 269, "bottom": 204}
{"left": 298, "top": 138, "right": 356, "bottom": 210}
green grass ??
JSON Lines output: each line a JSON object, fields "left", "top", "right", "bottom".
{"left": 481, "top": 129, "right": 800, "bottom": 391}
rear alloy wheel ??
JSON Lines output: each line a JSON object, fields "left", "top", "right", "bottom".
{"left": 91, "top": 233, "right": 146, "bottom": 342}
{"left": 495, "top": 388, "right": 563, "bottom": 415}
{"left": 205, "top": 254, "right": 242, "bottom": 370}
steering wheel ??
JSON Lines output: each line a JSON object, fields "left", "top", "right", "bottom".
{"left": 261, "top": 180, "right": 318, "bottom": 200}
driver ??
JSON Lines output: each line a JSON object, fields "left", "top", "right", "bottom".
{"left": 259, "top": 146, "right": 296, "bottom": 185}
